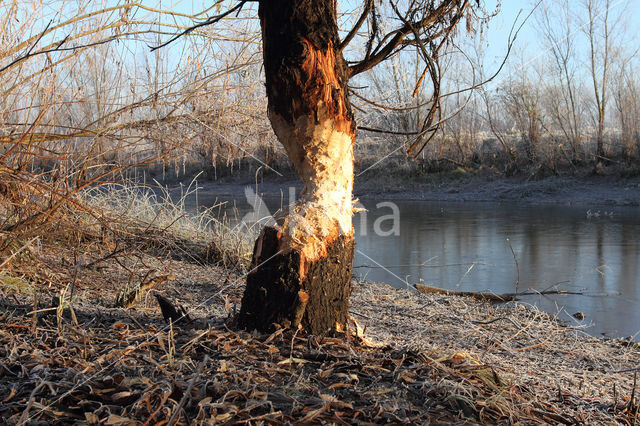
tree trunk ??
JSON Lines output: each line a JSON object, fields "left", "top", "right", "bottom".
{"left": 596, "top": 110, "right": 605, "bottom": 158}
{"left": 238, "top": 0, "right": 356, "bottom": 334}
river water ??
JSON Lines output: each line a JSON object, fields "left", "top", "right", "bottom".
{"left": 354, "top": 199, "right": 640, "bottom": 339}
{"left": 189, "top": 188, "right": 640, "bottom": 339}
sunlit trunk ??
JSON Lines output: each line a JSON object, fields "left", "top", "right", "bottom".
{"left": 238, "top": 0, "right": 356, "bottom": 334}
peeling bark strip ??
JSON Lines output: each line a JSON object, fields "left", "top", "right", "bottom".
{"left": 238, "top": 1, "right": 356, "bottom": 333}
{"left": 257, "top": 0, "right": 356, "bottom": 259}
{"left": 259, "top": 0, "right": 354, "bottom": 129}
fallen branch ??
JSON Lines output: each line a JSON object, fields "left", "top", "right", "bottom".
{"left": 415, "top": 283, "right": 583, "bottom": 302}
{"left": 416, "top": 283, "right": 514, "bottom": 301}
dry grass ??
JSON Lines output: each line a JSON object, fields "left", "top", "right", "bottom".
{"left": 1, "top": 210, "right": 638, "bottom": 423}
{"left": 1, "top": 1, "right": 640, "bottom": 423}
{"left": 1, "top": 166, "right": 638, "bottom": 423}
{"left": 354, "top": 282, "right": 640, "bottom": 422}
{"left": 80, "top": 183, "right": 255, "bottom": 268}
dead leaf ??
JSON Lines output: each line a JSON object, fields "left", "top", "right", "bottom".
{"left": 298, "top": 406, "right": 326, "bottom": 423}
{"left": 277, "top": 357, "right": 308, "bottom": 365}
{"left": 85, "top": 412, "right": 99, "bottom": 423}
{"left": 105, "top": 414, "right": 135, "bottom": 425}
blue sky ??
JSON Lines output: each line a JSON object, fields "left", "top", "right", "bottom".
{"left": 108, "top": 0, "right": 640, "bottom": 70}
{"left": 482, "top": 0, "right": 639, "bottom": 67}
{"left": 162, "top": 1, "right": 640, "bottom": 69}
{"left": 24, "top": 0, "right": 636, "bottom": 91}
{"left": 484, "top": 1, "right": 538, "bottom": 65}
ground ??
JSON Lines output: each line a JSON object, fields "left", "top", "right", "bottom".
{"left": 194, "top": 169, "right": 640, "bottom": 206}
{"left": 1, "top": 231, "right": 639, "bottom": 424}
{"left": 356, "top": 171, "right": 640, "bottom": 206}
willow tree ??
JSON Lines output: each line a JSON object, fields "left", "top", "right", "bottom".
{"left": 171, "top": 0, "right": 480, "bottom": 333}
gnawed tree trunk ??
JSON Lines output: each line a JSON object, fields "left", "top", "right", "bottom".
{"left": 238, "top": 1, "right": 356, "bottom": 334}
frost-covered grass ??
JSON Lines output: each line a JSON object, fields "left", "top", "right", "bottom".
{"left": 80, "top": 181, "right": 256, "bottom": 268}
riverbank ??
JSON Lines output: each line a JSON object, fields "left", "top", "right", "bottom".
{"left": 188, "top": 170, "right": 640, "bottom": 207}
{"left": 1, "top": 225, "right": 639, "bottom": 423}
{"left": 1, "top": 175, "right": 639, "bottom": 423}
{"left": 185, "top": 170, "right": 640, "bottom": 340}
{"left": 357, "top": 172, "right": 640, "bottom": 206}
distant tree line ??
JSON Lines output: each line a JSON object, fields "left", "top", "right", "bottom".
{"left": 1, "top": 0, "right": 638, "bottom": 184}
{"left": 355, "top": 0, "right": 639, "bottom": 177}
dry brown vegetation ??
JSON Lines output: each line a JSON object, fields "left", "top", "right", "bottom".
{"left": 2, "top": 1, "right": 639, "bottom": 200}
{"left": 2, "top": 1, "right": 640, "bottom": 423}
{"left": 0, "top": 0, "right": 274, "bottom": 264}
{"left": 1, "top": 168, "right": 638, "bottom": 423}
{"left": 1, "top": 215, "right": 639, "bottom": 423}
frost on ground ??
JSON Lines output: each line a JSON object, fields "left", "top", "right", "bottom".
{"left": 1, "top": 182, "right": 639, "bottom": 423}
{"left": 1, "top": 239, "right": 638, "bottom": 424}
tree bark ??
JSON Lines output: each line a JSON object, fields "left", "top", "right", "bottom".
{"left": 238, "top": 0, "right": 356, "bottom": 334}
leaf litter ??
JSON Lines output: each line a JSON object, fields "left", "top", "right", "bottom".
{"left": 1, "top": 233, "right": 639, "bottom": 424}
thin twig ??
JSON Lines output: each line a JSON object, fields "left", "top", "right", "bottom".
{"left": 167, "top": 355, "right": 209, "bottom": 426}
{"left": 506, "top": 238, "right": 520, "bottom": 296}
{"left": 17, "top": 381, "right": 46, "bottom": 425}
{"left": 150, "top": 1, "right": 250, "bottom": 51}
{"left": 0, "top": 237, "right": 39, "bottom": 269}
{"left": 455, "top": 263, "right": 476, "bottom": 290}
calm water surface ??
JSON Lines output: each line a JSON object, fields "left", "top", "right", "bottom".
{"left": 354, "top": 200, "right": 640, "bottom": 339}
{"left": 191, "top": 190, "right": 640, "bottom": 339}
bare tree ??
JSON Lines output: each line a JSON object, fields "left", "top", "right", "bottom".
{"left": 583, "top": 0, "right": 628, "bottom": 163}
{"left": 169, "top": 0, "right": 480, "bottom": 334}
{"left": 499, "top": 63, "right": 544, "bottom": 163}
{"left": 613, "top": 57, "right": 640, "bottom": 158}
{"left": 536, "top": 0, "right": 583, "bottom": 157}
{"left": 1, "top": 0, "right": 481, "bottom": 333}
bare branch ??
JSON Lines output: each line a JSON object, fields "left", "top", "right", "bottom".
{"left": 150, "top": 0, "right": 252, "bottom": 52}
{"left": 339, "top": 0, "right": 374, "bottom": 51}
{"left": 0, "top": 34, "right": 117, "bottom": 75}
{"left": 348, "top": 0, "right": 466, "bottom": 77}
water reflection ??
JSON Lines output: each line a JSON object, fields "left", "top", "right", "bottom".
{"left": 354, "top": 200, "right": 640, "bottom": 339}
{"left": 189, "top": 189, "right": 640, "bottom": 339}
